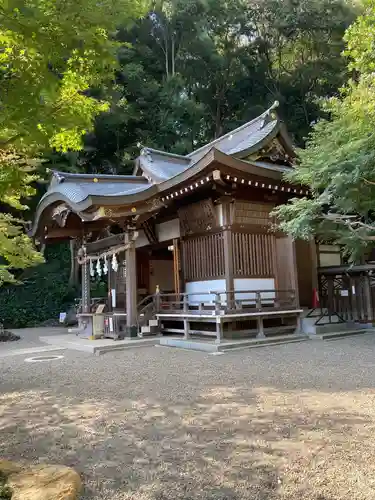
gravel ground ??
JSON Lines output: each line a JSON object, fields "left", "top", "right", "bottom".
{"left": 2, "top": 335, "right": 375, "bottom": 499}
{"left": 0, "top": 327, "right": 66, "bottom": 354}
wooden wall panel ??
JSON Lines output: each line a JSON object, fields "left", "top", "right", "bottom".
{"left": 178, "top": 199, "right": 218, "bottom": 235}
{"left": 232, "top": 232, "right": 276, "bottom": 277}
{"left": 233, "top": 201, "right": 275, "bottom": 226}
{"left": 182, "top": 233, "right": 225, "bottom": 281}
{"left": 275, "top": 236, "right": 299, "bottom": 300}
{"left": 295, "top": 239, "right": 314, "bottom": 307}
{"left": 182, "top": 230, "right": 280, "bottom": 282}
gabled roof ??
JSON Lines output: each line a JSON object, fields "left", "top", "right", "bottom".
{"left": 187, "top": 101, "right": 281, "bottom": 163}
{"left": 135, "top": 101, "right": 293, "bottom": 184}
{"left": 134, "top": 148, "right": 190, "bottom": 183}
{"left": 32, "top": 102, "right": 297, "bottom": 237}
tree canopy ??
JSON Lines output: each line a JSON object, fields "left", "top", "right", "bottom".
{"left": 77, "top": 0, "right": 356, "bottom": 173}
{"left": 0, "top": 0, "right": 146, "bottom": 283}
{"left": 274, "top": 0, "right": 375, "bottom": 261}
{"left": 0, "top": 0, "right": 362, "bottom": 285}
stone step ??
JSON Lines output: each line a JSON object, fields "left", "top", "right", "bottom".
{"left": 94, "top": 338, "right": 161, "bottom": 355}
{"left": 141, "top": 325, "right": 158, "bottom": 333}
{"left": 159, "top": 334, "right": 308, "bottom": 353}
{"left": 218, "top": 334, "right": 307, "bottom": 351}
{"left": 311, "top": 329, "right": 375, "bottom": 341}
{"left": 301, "top": 315, "right": 373, "bottom": 335}
{"left": 220, "top": 337, "right": 309, "bottom": 352}
{"left": 67, "top": 326, "right": 85, "bottom": 334}
{"left": 139, "top": 324, "right": 160, "bottom": 337}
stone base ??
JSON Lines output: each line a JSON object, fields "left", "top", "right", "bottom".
{"left": 0, "top": 460, "right": 82, "bottom": 500}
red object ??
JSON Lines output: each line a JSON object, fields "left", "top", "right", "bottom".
{"left": 312, "top": 288, "right": 320, "bottom": 308}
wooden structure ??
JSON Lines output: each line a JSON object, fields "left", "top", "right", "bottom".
{"left": 32, "top": 102, "right": 313, "bottom": 342}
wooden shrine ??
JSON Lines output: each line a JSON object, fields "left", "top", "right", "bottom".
{"left": 32, "top": 102, "right": 318, "bottom": 342}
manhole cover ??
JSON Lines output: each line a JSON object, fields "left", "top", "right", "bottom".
{"left": 25, "top": 354, "right": 64, "bottom": 363}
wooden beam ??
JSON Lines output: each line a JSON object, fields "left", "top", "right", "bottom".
{"left": 46, "top": 228, "right": 81, "bottom": 239}
{"left": 222, "top": 202, "right": 234, "bottom": 299}
{"left": 125, "top": 232, "right": 138, "bottom": 329}
{"left": 173, "top": 238, "right": 181, "bottom": 295}
{"left": 86, "top": 233, "right": 126, "bottom": 254}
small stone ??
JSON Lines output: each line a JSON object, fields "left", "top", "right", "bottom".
{"left": 1, "top": 461, "right": 82, "bottom": 500}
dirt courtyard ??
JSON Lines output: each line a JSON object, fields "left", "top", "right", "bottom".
{"left": 2, "top": 333, "right": 375, "bottom": 499}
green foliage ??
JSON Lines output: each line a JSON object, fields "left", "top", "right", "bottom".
{"left": 274, "top": 0, "right": 375, "bottom": 261}
{"left": 0, "top": 0, "right": 147, "bottom": 283}
{"left": 78, "top": 0, "right": 356, "bottom": 173}
{"left": 0, "top": 0, "right": 147, "bottom": 152}
{"left": 0, "top": 471, "right": 11, "bottom": 500}
{"left": 0, "top": 150, "right": 44, "bottom": 284}
{"left": 0, "top": 243, "right": 77, "bottom": 328}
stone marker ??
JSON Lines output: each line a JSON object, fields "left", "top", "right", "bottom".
{"left": 0, "top": 460, "right": 82, "bottom": 500}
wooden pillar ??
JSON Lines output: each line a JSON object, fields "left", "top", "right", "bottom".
{"left": 125, "top": 232, "right": 138, "bottom": 328}
{"left": 310, "top": 238, "right": 319, "bottom": 292}
{"left": 290, "top": 237, "right": 300, "bottom": 307}
{"left": 173, "top": 238, "right": 181, "bottom": 296}
{"left": 81, "top": 259, "right": 91, "bottom": 313}
{"left": 257, "top": 316, "right": 265, "bottom": 338}
{"left": 275, "top": 235, "right": 300, "bottom": 307}
{"left": 364, "top": 273, "right": 373, "bottom": 323}
{"left": 183, "top": 319, "right": 189, "bottom": 339}
{"left": 216, "top": 316, "right": 223, "bottom": 344}
{"left": 222, "top": 201, "right": 234, "bottom": 307}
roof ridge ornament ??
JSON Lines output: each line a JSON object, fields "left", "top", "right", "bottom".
{"left": 269, "top": 100, "right": 279, "bottom": 111}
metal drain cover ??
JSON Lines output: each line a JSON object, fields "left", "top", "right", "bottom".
{"left": 25, "top": 354, "right": 64, "bottom": 363}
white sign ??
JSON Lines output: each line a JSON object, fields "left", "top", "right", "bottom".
{"left": 111, "top": 289, "right": 116, "bottom": 308}
{"left": 59, "top": 312, "right": 67, "bottom": 323}
{"left": 352, "top": 285, "right": 356, "bottom": 295}
{"left": 109, "top": 317, "right": 114, "bottom": 332}
{"left": 340, "top": 289, "right": 349, "bottom": 297}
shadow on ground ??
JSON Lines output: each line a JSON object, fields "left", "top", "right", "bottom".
{"left": 1, "top": 381, "right": 375, "bottom": 500}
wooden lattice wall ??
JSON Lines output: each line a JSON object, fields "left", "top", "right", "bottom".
{"left": 182, "top": 233, "right": 225, "bottom": 281}
{"left": 232, "top": 232, "right": 276, "bottom": 277}
{"left": 182, "top": 231, "right": 277, "bottom": 281}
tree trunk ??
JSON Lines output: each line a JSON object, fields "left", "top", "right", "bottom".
{"left": 215, "top": 96, "right": 224, "bottom": 138}
{"left": 171, "top": 34, "right": 175, "bottom": 76}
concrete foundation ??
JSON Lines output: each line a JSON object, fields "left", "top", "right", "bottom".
{"left": 159, "top": 334, "right": 308, "bottom": 353}
{"left": 40, "top": 334, "right": 160, "bottom": 355}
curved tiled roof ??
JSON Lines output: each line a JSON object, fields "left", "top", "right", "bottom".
{"left": 136, "top": 148, "right": 190, "bottom": 183}
{"left": 135, "top": 102, "right": 287, "bottom": 184}
{"left": 32, "top": 102, "right": 295, "bottom": 236}
{"left": 40, "top": 172, "right": 150, "bottom": 205}
{"left": 187, "top": 102, "right": 281, "bottom": 162}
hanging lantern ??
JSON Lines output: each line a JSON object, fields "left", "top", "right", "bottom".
{"left": 111, "top": 253, "right": 118, "bottom": 272}
{"left": 89, "top": 259, "right": 95, "bottom": 277}
{"left": 103, "top": 258, "right": 108, "bottom": 275}
{"left": 96, "top": 258, "right": 102, "bottom": 278}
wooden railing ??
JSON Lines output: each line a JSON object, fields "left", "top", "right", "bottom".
{"left": 75, "top": 297, "right": 108, "bottom": 314}
{"left": 154, "top": 289, "right": 297, "bottom": 315}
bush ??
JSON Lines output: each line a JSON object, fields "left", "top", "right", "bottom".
{"left": 0, "top": 243, "right": 78, "bottom": 329}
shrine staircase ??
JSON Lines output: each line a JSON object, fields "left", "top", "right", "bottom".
{"left": 137, "top": 295, "right": 160, "bottom": 337}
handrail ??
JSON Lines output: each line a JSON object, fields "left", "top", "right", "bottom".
{"left": 137, "top": 294, "right": 156, "bottom": 310}
{"left": 155, "top": 289, "right": 298, "bottom": 315}
{"left": 137, "top": 294, "right": 157, "bottom": 329}
{"left": 209, "top": 289, "right": 295, "bottom": 295}
{"left": 135, "top": 289, "right": 297, "bottom": 328}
